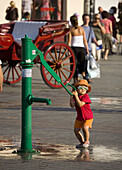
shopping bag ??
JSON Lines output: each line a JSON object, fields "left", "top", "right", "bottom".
{"left": 89, "top": 54, "right": 100, "bottom": 70}
{"left": 87, "top": 60, "right": 100, "bottom": 78}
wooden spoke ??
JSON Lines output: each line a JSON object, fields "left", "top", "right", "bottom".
{"left": 59, "top": 48, "right": 68, "bottom": 61}
{"left": 46, "top": 58, "right": 56, "bottom": 64}
{"left": 6, "top": 67, "right": 11, "bottom": 81}
{"left": 58, "top": 45, "right": 63, "bottom": 60}
{"left": 60, "top": 69, "right": 68, "bottom": 80}
{"left": 58, "top": 69, "right": 63, "bottom": 82}
{"left": 12, "top": 67, "right": 15, "bottom": 81}
{"left": 62, "top": 67, "right": 72, "bottom": 73}
{"left": 14, "top": 67, "right": 21, "bottom": 77}
{"left": 3, "top": 65, "right": 9, "bottom": 75}
{"left": 54, "top": 47, "right": 58, "bottom": 61}
{"left": 49, "top": 51, "right": 56, "bottom": 62}
{"left": 60, "top": 54, "right": 72, "bottom": 64}
{"left": 63, "top": 63, "right": 74, "bottom": 66}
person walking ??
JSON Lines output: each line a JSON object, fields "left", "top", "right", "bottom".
{"left": 68, "top": 15, "right": 89, "bottom": 84}
{"left": 118, "top": 2, "right": 122, "bottom": 43}
{"left": 70, "top": 79, "right": 93, "bottom": 148}
{"left": 101, "top": 11, "right": 113, "bottom": 60}
{"left": 81, "top": 14, "right": 99, "bottom": 83}
{"left": 40, "top": 0, "right": 51, "bottom": 20}
{"left": 92, "top": 13, "right": 105, "bottom": 60}
{"left": 98, "top": 6, "right": 103, "bottom": 19}
{"left": 108, "top": 6, "right": 117, "bottom": 39}
{"left": 0, "top": 60, "right": 3, "bottom": 92}
{"left": 5, "top": 1, "right": 18, "bottom": 21}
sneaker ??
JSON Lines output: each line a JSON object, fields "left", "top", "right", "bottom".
{"left": 83, "top": 141, "right": 90, "bottom": 148}
{"left": 76, "top": 143, "right": 84, "bottom": 149}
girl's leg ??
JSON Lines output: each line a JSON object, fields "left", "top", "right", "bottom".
{"left": 104, "top": 49, "right": 109, "bottom": 60}
{"left": 82, "top": 126, "right": 90, "bottom": 142}
{"left": 74, "top": 128, "right": 84, "bottom": 143}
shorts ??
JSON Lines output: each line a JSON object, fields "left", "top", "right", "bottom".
{"left": 102, "top": 33, "right": 113, "bottom": 50}
{"left": 74, "top": 119, "right": 93, "bottom": 129}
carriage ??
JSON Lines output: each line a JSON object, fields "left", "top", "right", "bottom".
{"left": 0, "top": 20, "right": 75, "bottom": 88}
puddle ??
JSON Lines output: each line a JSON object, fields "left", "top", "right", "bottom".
{"left": 0, "top": 139, "right": 122, "bottom": 162}
{"left": 91, "top": 97, "right": 122, "bottom": 105}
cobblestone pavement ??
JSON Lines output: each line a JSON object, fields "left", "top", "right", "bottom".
{"left": 0, "top": 54, "right": 122, "bottom": 169}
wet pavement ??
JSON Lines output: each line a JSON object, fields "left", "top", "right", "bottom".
{"left": 0, "top": 54, "right": 122, "bottom": 169}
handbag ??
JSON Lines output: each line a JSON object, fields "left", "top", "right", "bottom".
{"left": 5, "top": 13, "right": 10, "bottom": 20}
{"left": 5, "top": 7, "right": 11, "bottom": 20}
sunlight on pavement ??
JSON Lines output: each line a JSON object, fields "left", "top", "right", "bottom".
{"left": 91, "top": 97, "right": 122, "bottom": 105}
{"left": 0, "top": 140, "right": 122, "bottom": 162}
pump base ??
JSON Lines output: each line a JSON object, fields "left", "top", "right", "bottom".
{"left": 13, "top": 149, "right": 40, "bottom": 154}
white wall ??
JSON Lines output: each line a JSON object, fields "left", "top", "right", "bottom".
{"left": 95, "top": 0, "right": 119, "bottom": 21}
{"left": 66, "top": 0, "right": 84, "bottom": 25}
{"left": 0, "top": 0, "right": 21, "bottom": 24}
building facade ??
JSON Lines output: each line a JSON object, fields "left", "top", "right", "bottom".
{"left": 0, "top": 0, "right": 84, "bottom": 24}
{"left": 0, "top": 0, "right": 120, "bottom": 24}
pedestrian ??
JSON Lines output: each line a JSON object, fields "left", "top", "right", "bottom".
{"left": 68, "top": 15, "right": 89, "bottom": 84}
{"left": 0, "top": 60, "right": 3, "bottom": 92}
{"left": 81, "top": 14, "right": 100, "bottom": 83}
{"left": 70, "top": 79, "right": 93, "bottom": 148}
{"left": 40, "top": 0, "right": 51, "bottom": 20}
{"left": 108, "top": 6, "right": 117, "bottom": 39}
{"left": 92, "top": 13, "right": 105, "bottom": 60}
{"left": 57, "top": 0, "right": 61, "bottom": 20}
{"left": 117, "top": 2, "right": 122, "bottom": 43}
{"left": 101, "top": 11, "right": 113, "bottom": 60}
{"left": 22, "top": 12, "right": 31, "bottom": 21}
{"left": 5, "top": 1, "right": 18, "bottom": 22}
{"left": 69, "top": 13, "right": 80, "bottom": 27}
{"left": 98, "top": 6, "right": 103, "bottom": 19}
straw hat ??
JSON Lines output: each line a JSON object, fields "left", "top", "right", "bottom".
{"left": 74, "top": 79, "right": 91, "bottom": 93}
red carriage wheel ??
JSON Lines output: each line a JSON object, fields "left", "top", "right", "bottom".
{"left": 2, "top": 61, "right": 22, "bottom": 84}
{"left": 41, "top": 42, "right": 75, "bottom": 88}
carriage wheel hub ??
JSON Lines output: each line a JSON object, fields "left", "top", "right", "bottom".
{"left": 56, "top": 62, "right": 62, "bottom": 69}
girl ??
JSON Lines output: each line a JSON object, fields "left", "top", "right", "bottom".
{"left": 70, "top": 79, "right": 93, "bottom": 148}
{"left": 68, "top": 15, "right": 89, "bottom": 84}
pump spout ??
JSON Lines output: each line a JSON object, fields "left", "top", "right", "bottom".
{"left": 27, "top": 94, "right": 52, "bottom": 105}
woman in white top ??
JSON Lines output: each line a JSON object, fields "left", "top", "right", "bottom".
{"left": 0, "top": 60, "right": 3, "bottom": 92}
{"left": 68, "top": 15, "right": 89, "bottom": 84}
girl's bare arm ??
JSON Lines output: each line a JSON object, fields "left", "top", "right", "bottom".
{"left": 72, "top": 91, "right": 85, "bottom": 107}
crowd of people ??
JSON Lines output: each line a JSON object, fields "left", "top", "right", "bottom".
{"left": 5, "top": 0, "right": 62, "bottom": 21}
{"left": 68, "top": 4, "right": 121, "bottom": 84}
{"left": 3, "top": 2, "right": 121, "bottom": 87}
{"left": 68, "top": 5, "right": 121, "bottom": 149}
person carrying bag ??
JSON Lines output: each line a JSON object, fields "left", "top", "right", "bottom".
{"left": 5, "top": 1, "right": 18, "bottom": 21}
{"left": 81, "top": 14, "right": 101, "bottom": 83}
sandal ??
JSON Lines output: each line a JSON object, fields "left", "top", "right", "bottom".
{"left": 83, "top": 141, "right": 90, "bottom": 148}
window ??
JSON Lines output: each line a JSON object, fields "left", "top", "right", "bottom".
{"left": 33, "top": 0, "right": 63, "bottom": 20}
